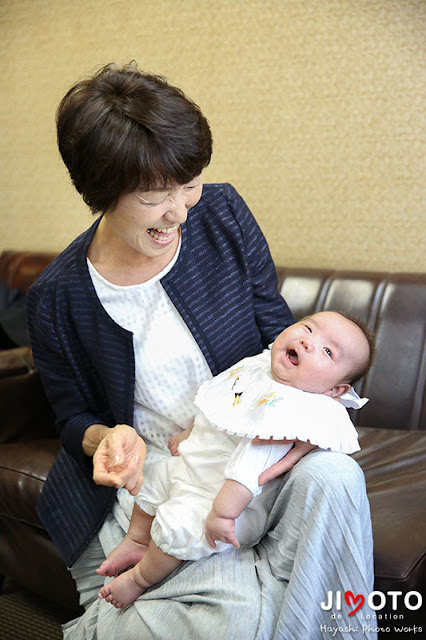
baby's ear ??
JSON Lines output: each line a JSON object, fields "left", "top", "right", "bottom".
{"left": 329, "top": 383, "right": 351, "bottom": 399}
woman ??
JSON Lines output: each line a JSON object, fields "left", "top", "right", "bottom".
{"left": 27, "top": 63, "right": 376, "bottom": 639}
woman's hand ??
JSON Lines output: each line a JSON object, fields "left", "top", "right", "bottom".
{"left": 91, "top": 424, "right": 146, "bottom": 496}
{"left": 167, "top": 426, "right": 193, "bottom": 456}
{"left": 253, "top": 437, "right": 317, "bottom": 485}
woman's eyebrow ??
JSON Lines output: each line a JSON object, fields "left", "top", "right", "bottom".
{"left": 144, "top": 186, "right": 171, "bottom": 193}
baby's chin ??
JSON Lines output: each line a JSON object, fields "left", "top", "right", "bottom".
{"left": 271, "top": 368, "right": 331, "bottom": 395}
{"left": 271, "top": 370, "right": 301, "bottom": 390}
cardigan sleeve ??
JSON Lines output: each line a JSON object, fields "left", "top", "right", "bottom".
{"left": 26, "top": 282, "right": 107, "bottom": 469}
{"left": 224, "top": 184, "right": 294, "bottom": 344}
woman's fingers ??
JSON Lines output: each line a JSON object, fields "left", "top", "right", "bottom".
{"left": 92, "top": 424, "right": 146, "bottom": 493}
{"left": 252, "top": 436, "right": 293, "bottom": 445}
{"left": 258, "top": 441, "right": 317, "bottom": 485}
{"left": 93, "top": 466, "right": 126, "bottom": 488}
{"left": 106, "top": 424, "right": 136, "bottom": 467}
{"left": 93, "top": 457, "right": 142, "bottom": 491}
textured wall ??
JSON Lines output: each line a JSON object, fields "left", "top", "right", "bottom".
{"left": 1, "top": 0, "right": 424, "bottom": 270}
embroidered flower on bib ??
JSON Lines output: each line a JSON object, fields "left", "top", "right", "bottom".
{"left": 227, "top": 366, "right": 244, "bottom": 379}
{"left": 256, "top": 392, "right": 283, "bottom": 408}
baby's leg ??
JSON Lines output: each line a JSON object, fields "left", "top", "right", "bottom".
{"left": 99, "top": 539, "right": 182, "bottom": 609}
{"left": 97, "top": 503, "right": 153, "bottom": 577}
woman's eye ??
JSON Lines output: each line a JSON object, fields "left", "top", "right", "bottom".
{"left": 139, "top": 195, "right": 166, "bottom": 206}
{"left": 324, "top": 347, "right": 332, "bottom": 357}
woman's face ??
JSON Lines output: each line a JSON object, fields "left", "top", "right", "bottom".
{"left": 102, "top": 176, "right": 203, "bottom": 261}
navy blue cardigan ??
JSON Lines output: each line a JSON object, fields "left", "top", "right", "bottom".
{"left": 27, "top": 183, "right": 293, "bottom": 566}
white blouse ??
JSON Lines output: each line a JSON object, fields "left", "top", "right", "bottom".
{"left": 87, "top": 241, "right": 212, "bottom": 453}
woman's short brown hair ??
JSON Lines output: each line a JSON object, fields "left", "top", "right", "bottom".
{"left": 57, "top": 62, "right": 213, "bottom": 214}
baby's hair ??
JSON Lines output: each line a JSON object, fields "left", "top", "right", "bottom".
{"left": 339, "top": 313, "right": 376, "bottom": 384}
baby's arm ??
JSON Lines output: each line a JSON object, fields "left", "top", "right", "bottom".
{"left": 168, "top": 425, "right": 194, "bottom": 456}
{"left": 205, "top": 480, "right": 252, "bottom": 549}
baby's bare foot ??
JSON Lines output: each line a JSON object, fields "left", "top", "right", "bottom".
{"left": 98, "top": 566, "right": 150, "bottom": 609}
{"left": 97, "top": 537, "right": 148, "bottom": 577}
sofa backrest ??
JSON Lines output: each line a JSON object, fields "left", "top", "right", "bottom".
{"left": 277, "top": 268, "right": 426, "bottom": 431}
{"left": 1, "top": 251, "right": 424, "bottom": 432}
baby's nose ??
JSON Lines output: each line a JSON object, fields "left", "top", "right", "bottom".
{"left": 300, "top": 338, "right": 314, "bottom": 352}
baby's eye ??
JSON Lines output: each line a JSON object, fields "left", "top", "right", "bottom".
{"left": 324, "top": 347, "right": 332, "bottom": 357}
{"left": 304, "top": 325, "right": 312, "bottom": 333}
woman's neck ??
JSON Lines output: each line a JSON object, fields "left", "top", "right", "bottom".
{"left": 87, "top": 217, "right": 179, "bottom": 286}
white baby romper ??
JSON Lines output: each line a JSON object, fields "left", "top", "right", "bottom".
{"left": 137, "top": 350, "right": 366, "bottom": 560}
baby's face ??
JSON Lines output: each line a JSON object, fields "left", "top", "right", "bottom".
{"left": 270, "top": 311, "right": 368, "bottom": 396}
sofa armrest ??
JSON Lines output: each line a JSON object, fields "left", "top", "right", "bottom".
{"left": 0, "top": 347, "right": 56, "bottom": 442}
{"left": 0, "top": 250, "right": 57, "bottom": 295}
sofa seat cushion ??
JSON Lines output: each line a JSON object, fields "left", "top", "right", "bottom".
{"left": 1, "top": 427, "right": 425, "bottom": 596}
{"left": 354, "top": 427, "right": 426, "bottom": 588}
{"left": 0, "top": 439, "right": 60, "bottom": 528}
{"left": 0, "top": 347, "right": 32, "bottom": 378}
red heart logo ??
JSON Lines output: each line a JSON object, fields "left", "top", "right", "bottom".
{"left": 344, "top": 591, "right": 365, "bottom": 616}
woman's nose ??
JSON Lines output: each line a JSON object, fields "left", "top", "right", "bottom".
{"left": 164, "top": 192, "right": 189, "bottom": 223}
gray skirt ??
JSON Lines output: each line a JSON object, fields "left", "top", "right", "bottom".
{"left": 63, "top": 450, "right": 377, "bottom": 640}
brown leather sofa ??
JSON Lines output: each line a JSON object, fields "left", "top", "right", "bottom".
{"left": 0, "top": 251, "right": 425, "bottom": 634}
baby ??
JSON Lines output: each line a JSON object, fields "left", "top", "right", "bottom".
{"left": 98, "top": 311, "right": 373, "bottom": 608}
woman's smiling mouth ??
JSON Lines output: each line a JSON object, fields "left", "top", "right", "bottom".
{"left": 147, "top": 226, "right": 178, "bottom": 243}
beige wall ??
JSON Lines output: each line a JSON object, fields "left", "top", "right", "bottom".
{"left": 1, "top": 0, "right": 425, "bottom": 271}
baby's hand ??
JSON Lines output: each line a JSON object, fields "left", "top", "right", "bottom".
{"left": 167, "top": 427, "right": 193, "bottom": 456}
{"left": 205, "top": 509, "right": 240, "bottom": 549}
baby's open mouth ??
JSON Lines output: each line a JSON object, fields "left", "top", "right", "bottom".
{"left": 287, "top": 349, "right": 299, "bottom": 366}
